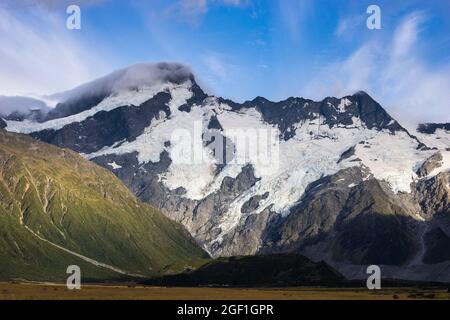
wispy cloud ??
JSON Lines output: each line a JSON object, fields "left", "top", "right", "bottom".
{"left": 203, "top": 54, "right": 228, "bottom": 80}
{"left": 198, "top": 53, "right": 247, "bottom": 100}
{"left": 170, "top": 0, "right": 208, "bottom": 26}
{"left": 164, "top": 0, "right": 247, "bottom": 27}
{"left": 222, "top": 0, "right": 243, "bottom": 5}
{"left": 0, "top": 6, "right": 112, "bottom": 96}
{"left": 277, "top": 0, "right": 313, "bottom": 40}
{"left": 334, "top": 14, "right": 365, "bottom": 38}
{"left": 251, "top": 39, "right": 267, "bottom": 46}
{"left": 2, "top": 0, "right": 106, "bottom": 10}
{"left": 390, "top": 12, "right": 425, "bottom": 59}
{"left": 304, "top": 12, "right": 450, "bottom": 125}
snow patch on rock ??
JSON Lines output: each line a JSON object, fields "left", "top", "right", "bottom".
{"left": 5, "top": 81, "right": 192, "bottom": 134}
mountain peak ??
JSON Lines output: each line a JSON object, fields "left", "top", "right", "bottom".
{"left": 249, "top": 96, "right": 271, "bottom": 104}
{"left": 52, "top": 62, "right": 195, "bottom": 102}
{"left": 345, "top": 90, "right": 403, "bottom": 132}
{"left": 44, "top": 63, "right": 195, "bottom": 120}
{"left": 352, "top": 90, "right": 371, "bottom": 97}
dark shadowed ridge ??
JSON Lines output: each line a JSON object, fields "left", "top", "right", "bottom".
{"left": 217, "top": 90, "right": 408, "bottom": 141}
{"left": 144, "top": 254, "right": 345, "bottom": 287}
{"left": 418, "top": 123, "right": 450, "bottom": 134}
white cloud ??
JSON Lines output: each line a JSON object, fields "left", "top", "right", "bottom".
{"left": 0, "top": 7, "right": 111, "bottom": 97}
{"left": 203, "top": 55, "right": 227, "bottom": 79}
{"left": 304, "top": 12, "right": 450, "bottom": 125}
{"left": 391, "top": 12, "right": 425, "bottom": 59}
{"left": 222, "top": 0, "right": 243, "bottom": 5}
{"left": 334, "top": 14, "right": 365, "bottom": 38}
{"left": 277, "top": 0, "right": 313, "bottom": 40}
{"left": 3, "top": 0, "right": 105, "bottom": 10}
{"left": 165, "top": 0, "right": 246, "bottom": 26}
{"left": 198, "top": 53, "right": 247, "bottom": 101}
{"left": 178, "top": 0, "right": 208, "bottom": 26}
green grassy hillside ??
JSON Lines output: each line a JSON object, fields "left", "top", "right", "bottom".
{"left": 0, "top": 130, "right": 208, "bottom": 281}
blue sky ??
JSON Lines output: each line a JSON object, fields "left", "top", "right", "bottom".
{"left": 1, "top": 0, "right": 449, "bottom": 124}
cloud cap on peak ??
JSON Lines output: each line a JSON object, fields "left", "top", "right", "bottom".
{"left": 51, "top": 62, "right": 195, "bottom": 102}
{"left": 110, "top": 62, "right": 195, "bottom": 91}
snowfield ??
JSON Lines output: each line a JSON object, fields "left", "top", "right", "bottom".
{"left": 3, "top": 79, "right": 445, "bottom": 247}
{"left": 81, "top": 86, "right": 436, "bottom": 240}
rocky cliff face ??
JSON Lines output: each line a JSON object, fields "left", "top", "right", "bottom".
{"left": 3, "top": 63, "right": 450, "bottom": 282}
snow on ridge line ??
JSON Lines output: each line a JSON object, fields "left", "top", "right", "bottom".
{"left": 5, "top": 80, "right": 434, "bottom": 246}
{"left": 5, "top": 82, "right": 429, "bottom": 251}
{"left": 85, "top": 83, "right": 196, "bottom": 161}
{"left": 84, "top": 92, "right": 431, "bottom": 247}
{"left": 4, "top": 81, "right": 193, "bottom": 134}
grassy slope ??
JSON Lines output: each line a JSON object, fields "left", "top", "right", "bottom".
{"left": 0, "top": 130, "right": 208, "bottom": 281}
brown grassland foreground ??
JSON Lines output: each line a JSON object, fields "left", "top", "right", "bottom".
{"left": 0, "top": 282, "right": 449, "bottom": 300}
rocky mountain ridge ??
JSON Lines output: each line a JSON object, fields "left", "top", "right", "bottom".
{"left": 3, "top": 63, "right": 449, "bottom": 282}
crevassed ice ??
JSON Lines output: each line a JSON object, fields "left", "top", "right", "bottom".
{"left": 83, "top": 90, "right": 433, "bottom": 242}
{"left": 354, "top": 131, "right": 432, "bottom": 193}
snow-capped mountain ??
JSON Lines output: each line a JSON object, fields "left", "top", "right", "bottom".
{"left": 4, "top": 63, "right": 450, "bottom": 282}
